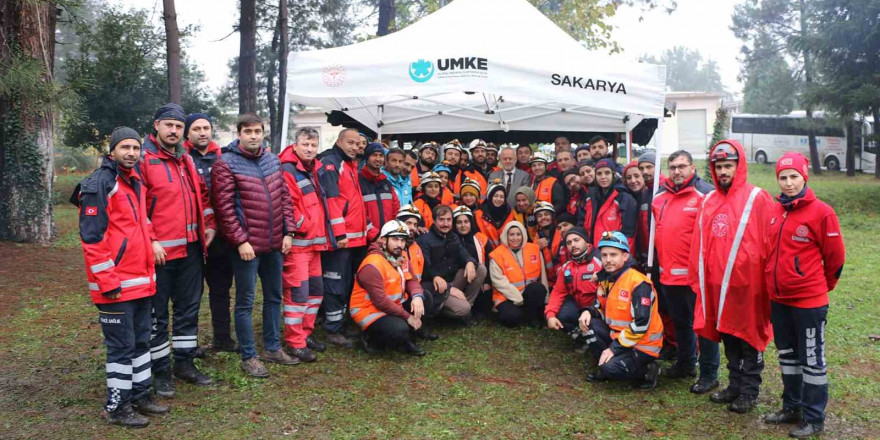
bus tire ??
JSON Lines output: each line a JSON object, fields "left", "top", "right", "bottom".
{"left": 825, "top": 156, "right": 840, "bottom": 171}
{"left": 755, "top": 151, "right": 768, "bottom": 164}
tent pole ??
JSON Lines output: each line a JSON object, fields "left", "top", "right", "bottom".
{"left": 377, "top": 105, "right": 383, "bottom": 140}
{"left": 625, "top": 129, "right": 632, "bottom": 162}
{"left": 646, "top": 116, "right": 665, "bottom": 280}
{"left": 280, "top": 89, "right": 291, "bottom": 153}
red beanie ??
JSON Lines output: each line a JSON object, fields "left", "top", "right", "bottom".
{"left": 622, "top": 161, "right": 640, "bottom": 177}
{"left": 776, "top": 152, "right": 810, "bottom": 182}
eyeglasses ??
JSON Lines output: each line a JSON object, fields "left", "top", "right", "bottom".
{"left": 668, "top": 164, "right": 692, "bottom": 172}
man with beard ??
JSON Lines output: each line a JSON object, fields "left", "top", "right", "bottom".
{"left": 318, "top": 128, "right": 374, "bottom": 348}
{"left": 652, "top": 150, "right": 720, "bottom": 395}
{"left": 588, "top": 136, "right": 622, "bottom": 174}
{"left": 690, "top": 141, "right": 774, "bottom": 413}
{"left": 416, "top": 205, "right": 486, "bottom": 323}
{"left": 75, "top": 127, "right": 168, "bottom": 427}
{"left": 442, "top": 141, "right": 465, "bottom": 194}
{"left": 489, "top": 147, "right": 531, "bottom": 209}
{"left": 516, "top": 144, "right": 533, "bottom": 174}
{"left": 563, "top": 169, "right": 584, "bottom": 217}
{"left": 547, "top": 136, "right": 571, "bottom": 176}
{"left": 141, "top": 104, "right": 215, "bottom": 394}
{"left": 351, "top": 220, "right": 428, "bottom": 356}
{"left": 418, "top": 141, "right": 439, "bottom": 175}
{"left": 486, "top": 143, "right": 500, "bottom": 170}
{"left": 468, "top": 139, "right": 493, "bottom": 181}
{"left": 545, "top": 227, "right": 601, "bottom": 334}
{"left": 383, "top": 148, "right": 413, "bottom": 206}
{"left": 530, "top": 152, "right": 566, "bottom": 215}
{"left": 183, "top": 113, "right": 235, "bottom": 353}
{"left": 404, "top": 150, "right": 420, "bottom": 193}
{"left": 360, "top": 142, "right": 401, "bottom": 230}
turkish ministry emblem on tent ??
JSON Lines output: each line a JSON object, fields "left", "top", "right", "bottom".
{"left": 322, "top": 64, "right": 346, "bottom": 87}
{"left": 409, "top": 59, "right": 434, "bottom": 83}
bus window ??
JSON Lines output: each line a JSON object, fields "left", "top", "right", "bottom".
{"left": 731, "top": 117, "right": 754, "bottom": 133}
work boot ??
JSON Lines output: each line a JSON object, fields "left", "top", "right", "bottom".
{"left": 212, "top": 337, "right": 238, "bottom": 353}
{"left": 326, "top": 332, "right": 355, "bottom": 349}
{"left": 261, "top": 349, "right": 299, "bottom": 365}
{"left": 193, "top": 346, "right": 207, "bottom": 359}
{"left": 241, "top": 358, "right": 269, "bottom": 378}
{"left": 789, "top": 421, "right": 824, "bottom": 439}
{"left": 286, "top": 347, "right": 317, "bottom": 363}
{"left": 173, "top": 361, "right": 213, "bottom": 386}
{"left": 690, "top": 378, "right": 720, "bottom": 395}
{"left": 153, "top": 368, "right": 175, "bottom": 398}
{"left": 659, "top": 344, "right": 678, "bottom": 362}
{"left": 664, "top": 363, "right": 697, "bottom": 379}
{"left": 710, "top": 386, "right": 739, "bottom": 404}
{"left": 360, "top": 334, "right": 385, "bottom": 354}
{"left": 402, "top": 340, "right": 426, "bottom": 356}
{"left": 306, "top": 335, "right": 326, "bottom": 352}
{"left": 132, "top": 394, "right": 170, "bottom": 415}
{"left": 638, "top": 362, "right": 661, "bottom": 391}
{"left": 729, "top": 394, "right": 757, "bottom": 413}
{"left": 415, "top": 327, "right": 439, "bottom": 341}
{"left": 764, "top": 408, "right": 802, "bottom": 425}
{"left": 585, "top": 370, "right": 605, "bottom": 383}
{"left": 104, "top": 402, "right": 149, "bottom": 428}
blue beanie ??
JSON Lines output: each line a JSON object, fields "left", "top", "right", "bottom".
{"left": 184, "top": 113, "right": 211, "bottom": 138}
{"left": 364, "top": 142, "right": 386, "bottom": 158}
{"left": 154, "top": 103, "right": 186, "bottom": 123}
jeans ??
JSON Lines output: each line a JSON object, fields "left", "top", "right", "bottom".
{"left": 231, "top": 250, "right": 283, "bottom": 360}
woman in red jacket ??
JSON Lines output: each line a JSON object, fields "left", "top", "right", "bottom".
{"left": 763, "top": 152, "right": 845, "bottom": 439}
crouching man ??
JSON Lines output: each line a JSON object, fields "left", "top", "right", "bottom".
{"left": 580, "top": 231, "right": 663, "bottom": 390}
{"left": 351, "top": 220, "right": 428, "bottom": 356}
{"left": 75, "top": 127, "right": 169, "bottom": 427}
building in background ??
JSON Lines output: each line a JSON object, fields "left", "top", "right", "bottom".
{"left": 649, "top": 91, "right": 724, "bottom": 159}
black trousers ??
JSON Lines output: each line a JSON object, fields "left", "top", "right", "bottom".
{"left": 321, "top": 246, "right": 367, "bottom": 334}
{"left": 665, "top": 284, "right": 721, "bottom": 381}
{"left": 205, "top": 240, "right": 234, "bottom": 343}
{"left": 98, "top": 297, "right": 152, "bottom": 411}
{"left": 496, "top": 283, "right": 547, "bottom": 328}
{"left": 721, "top": 332, "right": 765, "bottom": 398}
{"left": 151, "top": 242, "right": 203, "bottom": 372}
{"left": 364, "top": 315, "right": 413, "bottom": 349}
{"left": 586, "top": 317, "right": 655, "bottom": 381}
{"left": 771, "top": 302, "right": 828, "bottom": 423}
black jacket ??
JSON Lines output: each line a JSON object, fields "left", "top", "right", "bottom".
{"left": 416, "top": 226, "right": 477, "bottom": 282}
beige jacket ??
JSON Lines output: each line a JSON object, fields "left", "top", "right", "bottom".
{"left": 488, "top": 221, "right": 548, "bottom": 305}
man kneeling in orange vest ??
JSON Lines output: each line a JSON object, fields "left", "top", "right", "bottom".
{"left": 351, "top": 220, "right": 428, "bottom": 356}
{"left": 579, "top": 231, "right": 663, "bottom": 390}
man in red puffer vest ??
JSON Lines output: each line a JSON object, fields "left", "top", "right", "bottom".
{"left": 140, "top": 103, "right": 215, "bottom": 394}
{"left": 278, "top": 127, "right": 347, "bottom": 362}
{"left": 74, "top": 127, "right": 168, "bottom": 427}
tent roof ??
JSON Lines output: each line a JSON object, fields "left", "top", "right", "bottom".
{"left": 286, "top": 0, "right": 666, "bottom": 136}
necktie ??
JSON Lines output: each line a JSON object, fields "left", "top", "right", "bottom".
{"left": 506, "top": 172, "right": 513, "bottom": 194}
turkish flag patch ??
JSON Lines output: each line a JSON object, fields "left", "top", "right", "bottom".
{"left": 325, "top": 164, "right": 335, "bottom": 171}
{"left": 85, "top": 206, "right": 98, "bottom": 216}
{"left": 618, "top": 289, "right": 630, "bottom": 300}
{"left": 641, "top": 297, "right": 651, "bottom": 306}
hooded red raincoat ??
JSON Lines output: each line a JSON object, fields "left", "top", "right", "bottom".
{"left": 689, "top": 140, "right": 775, "bottom": 351}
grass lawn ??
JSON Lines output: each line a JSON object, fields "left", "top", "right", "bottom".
{"left": 0, "top": 165, "right": 878, "bottom": 439}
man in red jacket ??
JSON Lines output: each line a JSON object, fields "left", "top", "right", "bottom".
{"left": 763, "top": 152, "right": 845, "bottom": 438}
{"left": 184, "top": 113, "right": 236, "bottom": 353}
{"left": 545, "top": 227, "right": 600, "bottom": 335}
{"left": 278, "top": 127, "right": 346, "bottom": 362}
{"left": 319, "top": 128, "right": 373, "bottom": 347}
{"left": 140, "top": 104, "right": 215, "bottom": 395}
{"left": 75, "top": 128, "right": 167, "bottom": 427}
{"left": 652, "top": 150, "right": 720, "bottom": 394}
{"left": 211, "top": 114, "right": 301, "bottom": 377}
{"left": 360, "top": 142, "right": 401, "bottom": 229}
{"left": 690, "top": 140, "right": 775, "bottom": 413}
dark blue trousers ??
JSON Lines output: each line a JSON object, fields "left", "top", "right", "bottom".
{"left": 98, "top": 297, "right": 152, "bottom": 411}
{"left": 771, "top": 302, "right": 829, "bottom": 423}
{"left": 664, "top": 284, "right": 721, "bottom": 381}
{"left": 151, "top": 242, "right": 203, "bottom": 372}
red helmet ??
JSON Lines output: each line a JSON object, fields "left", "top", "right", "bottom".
{"left": 710, "top": 143, "right": 739, "bottom": 162}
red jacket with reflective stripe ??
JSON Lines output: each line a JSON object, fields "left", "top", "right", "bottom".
{"left": 359, "top": 166, "right": 400, "bottom": 236}
{"left": 651, "top": 174, "right": 714, "bottom": 286}
{"left": 140, "top": 135, "right": 214, "bottom": 260}
{"left": 545, "top": 253, "right": 601, "bottom": 319}
{"left": 582, "top": 184, "right": 637, "bottom": 250}
{"left": 689, "top": 140, "right": 775, "bottom": 351}
{"left": 76, "top": 157, "right": 156, "bottom": 304}
{"left": 320, "top": 146, "right": 370, "bottom": 248}
{"left": 279, "top": 146, "right": 345, "bottom": 253}
{"left": 765, "top": 188, "right": 845, "bottom": 308}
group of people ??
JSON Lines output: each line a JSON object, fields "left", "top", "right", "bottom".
{"left": 76, "top": 103, "right": 845, "bottom": 438}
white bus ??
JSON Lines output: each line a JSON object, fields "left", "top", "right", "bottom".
{"left": 728, "top": 111, "right": 875, "bottom": 172}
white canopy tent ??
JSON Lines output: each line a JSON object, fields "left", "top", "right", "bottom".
{"left": 282, "top": 0, "right": 667, "bottom": 146}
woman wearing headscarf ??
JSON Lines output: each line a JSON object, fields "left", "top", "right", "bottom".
{"left": 488, "top": 221, "right": 548, "bottom": 327}
{"left": 453, "top": 205, "right": 494, "bottom": 319}
{"left": 476, "top": 180, "right": 511, "bottom": 248}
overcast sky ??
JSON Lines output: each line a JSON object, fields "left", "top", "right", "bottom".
{"left": 115, "top": 0, "right": 745, "bottom": 96}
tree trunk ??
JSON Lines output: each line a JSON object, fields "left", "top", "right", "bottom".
{"left": 267, "top": 17, "right": 278, "bottom": 152}
{"left": 275, "top": 0, "right": 289, "bottom": 151}
{"left": 800, "top": 0, "right": 821, "bottom": 175}
{"left": 378, "top": 0, "right": 395, "bottom": 36}
{"left": 0, "top": 0, "right": 56, "bottom": 244}
{"left": 845, "top": 120, "right": 855, "bottom": 177}
{"left": 239, "top": 0, "right": 258, "bottom": 114}
{"left": 162, "top": 0, "right": 182, "bottom": 104}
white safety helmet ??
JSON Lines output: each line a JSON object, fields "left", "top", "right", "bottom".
{"left": 380, "top": 220, "right": 411, "bottom": 239}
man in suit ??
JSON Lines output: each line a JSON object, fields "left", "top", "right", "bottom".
{"left": 489, "top": 146, "right": 531, "bottom": 209}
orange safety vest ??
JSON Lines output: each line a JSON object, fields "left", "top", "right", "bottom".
{"left": 406, "top": 242, "right": 425, "bottom": 282}
{"left": 350, "top": 253, "right": 411, "bottom": 330}
{"left": 441, "top": 187, "right": 455, "bottom": 205}
{"left": 540, "top": 228, "right": 563, "bottom": 285}
{"left": 477, "top": 214, "right": 504, "bottom": 248}
{"left": 597, "top": 268, "right": 664, "bottom": 357}
{"left": 413, "top": 198, "right": 436, "bottom": 229}
{"left": 470, "top": 232, "right": 489, "bottom": 265}
{"left": 489, "top": 243, "right": 542, "bottom": 306}
{"left": 533, "top": 176, "right": 558, "bottom": 205}
{"left": 458, "top": 169, "right": 488, "bottom": 201}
